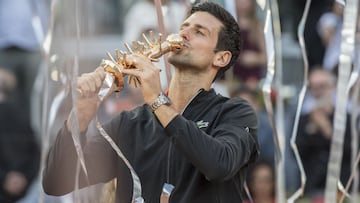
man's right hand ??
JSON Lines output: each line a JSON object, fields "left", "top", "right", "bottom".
{"left": 66, "top": 67, "right": 106, "bottom": 132}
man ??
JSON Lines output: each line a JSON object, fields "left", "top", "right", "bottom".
{"left": 42, "top": 2, "right": 259, "bottom": 203}
{"left": 297, "top": 68, "right": 352, "bottom": 197}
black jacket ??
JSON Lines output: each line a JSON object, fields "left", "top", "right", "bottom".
{"left": 43, "top": 89, "right": 259, "bottom": 203}
{"left": 297, "top": 111, "right": 353, "bottom": 194}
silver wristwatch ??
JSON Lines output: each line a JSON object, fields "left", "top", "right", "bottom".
{"left": 150, "top": 92, "right": 171, "bottom": 112}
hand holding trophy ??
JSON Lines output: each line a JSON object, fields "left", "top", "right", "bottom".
{"left": 99, "top": 31, "right": 183, "bottom": 101}
{"left": 73, "top": 31, "right": 183, "bottom": 132}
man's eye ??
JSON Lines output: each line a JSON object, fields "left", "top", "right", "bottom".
{"left": 195, "top": 30, "right": 204, "bottom": 35}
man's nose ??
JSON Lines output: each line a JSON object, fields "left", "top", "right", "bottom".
{"left": 179, "top": 28, "right": 189, "bottom": 41}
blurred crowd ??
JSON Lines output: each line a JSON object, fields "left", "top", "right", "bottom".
{"left": 0, "top": 0, "right": 359, "bottom": 203}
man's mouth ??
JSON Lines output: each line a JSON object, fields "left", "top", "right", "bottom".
{"left": 172, "top": 43, "right": 188, "bottom": 54}
{"left": 179, "top": 42, "right": 190, "bottom": 50}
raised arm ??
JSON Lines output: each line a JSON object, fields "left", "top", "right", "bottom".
{"left": 42, "top": 67, "right": 117, "bottom": 195}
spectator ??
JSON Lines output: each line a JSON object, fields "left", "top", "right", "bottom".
{"left": 244, "top": 161, "right": 275, "bottom": 203}
{"left": 297, "top": 68, "right": 352, "bottom": 198}
{"left": 0, "top": 102, "right": 41, "bottom": 203}
{"left": 232, "top": 0, "right": 267, "bottom": 90}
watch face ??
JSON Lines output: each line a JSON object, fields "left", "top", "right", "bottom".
{"left": 159, "top": 93, "right": 170, "bottom": 104}
{"left": 151, "top": 93, "right": 171, "bottom": 111}
{"left": 160, "top": 95, "right": 168, "bottom": 103}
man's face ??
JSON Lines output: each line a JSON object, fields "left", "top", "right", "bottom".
{"left": 309, "top": 71, "right": 334, "bottom": 99}
{"left": 168, "top": 11, "right": 223, "bottom": 70}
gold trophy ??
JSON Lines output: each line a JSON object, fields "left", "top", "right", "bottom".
{"left": 98, "top": 31, "right": 183, "bottom": 99}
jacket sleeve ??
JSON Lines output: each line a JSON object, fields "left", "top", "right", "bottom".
{"left": 164, "top": 99, "right": 259, "bottom": 181}
{"left": 42, "top": 123, "right": 117, "bottom": 196}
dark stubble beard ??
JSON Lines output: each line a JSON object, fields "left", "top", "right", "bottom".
{"left": 167, "top": 53, "right": 194, "bottom": 69}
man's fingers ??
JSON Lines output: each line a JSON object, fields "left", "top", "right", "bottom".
{"left": 78, "top": 78, "right": 93, "bottom": 97}
{"left": 121, "top": 68, "right": 142, "bottom": 77}
{"left": 90, "top": 72, "right": 104, "bottom": 91}
{"left": 77, "top": 70, "right": 105, "bottom": 97}
{"left": 95, "top": 66, "right": 106, "bottom": 78}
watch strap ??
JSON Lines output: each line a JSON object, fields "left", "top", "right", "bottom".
{"left": 150, "top": 92, "right": 171, "bottom": 112}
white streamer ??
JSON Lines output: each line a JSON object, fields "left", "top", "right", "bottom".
{"left": 37, "top": 0, "right": 59, "bottom": 203}
{"left": 287, "top": 0, "right": 311, "bottom": 202}
{"left": 262, "top": 0, "right": 287, "bottom": 202}
{"left": 324, "top": 0, "right": 359, "bottom": 201}
{"left": 96, "top": 119, "right": 144, "bottom": 202}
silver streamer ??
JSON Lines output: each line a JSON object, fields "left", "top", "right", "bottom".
{"left": 96, "top": 120, "right": 144, "bottom": 202}
{"left": 36, "top": 0, "right": 59, "bottom": 202}
{"left": 340, "top": 12, "right": 360, "bottom": 202}
{"left": 262, "top": 5, "right": 278, "bottom": 160}
{"left": 324, "top": 0, "right": 359, "bottom": 202}
{"left": 262, "top": 0, "right": 286, "bottom": 202}
{"left": 154, "top": 0, "right": 172, "bottom": 87}
{"left": 349, "top": 50, "right": 360, "bottom": 202}
{"left": 68, "top": 1, "right": 91, "bottom": 202}
{"left": 243, "top": 182, "right": 254, "bottom": 203}
{"left": 37, "top": 0, "right": 94, "bottom": 201}
{"left": 287, "top": 0, "right": 311, "bottom": 202}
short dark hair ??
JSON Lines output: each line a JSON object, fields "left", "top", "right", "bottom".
{"left": 189, "top": 2, "right": 242, "bottom": 80}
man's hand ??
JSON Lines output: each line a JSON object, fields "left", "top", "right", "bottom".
{"left": 3, "top": 171, "right": 27, "bottom": 196}
{"left": 121, "top": 54, "right": 178, "bottom": 127}
{"left": 67, "top": 67, "right": 106, "bottom": 132}
{"left": 310, "top": 108, "right": 333, "bottom": 139}
{"left": 121, "top": 54, "right": 163, "bottom": 106}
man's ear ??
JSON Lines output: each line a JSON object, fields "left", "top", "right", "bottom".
{"left": 213, "top": 50, "right": 232, "bottom": 68}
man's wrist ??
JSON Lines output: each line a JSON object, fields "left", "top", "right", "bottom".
{"left": 149, "top": 92, "right": 171, "bottom": 112}
{"left": 66, "top": 109, "right": 88, "bottom": 133}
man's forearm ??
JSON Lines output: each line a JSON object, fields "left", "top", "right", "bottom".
{"left": 153, "top": 105, "right": 178, "bottom": 127}
{"left": 42, "top": 125, "right": 80, "bottom": 196}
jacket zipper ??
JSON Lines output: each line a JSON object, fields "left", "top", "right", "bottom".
{"left": 166, "top": 89, "right": 204, "bottom": 183}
